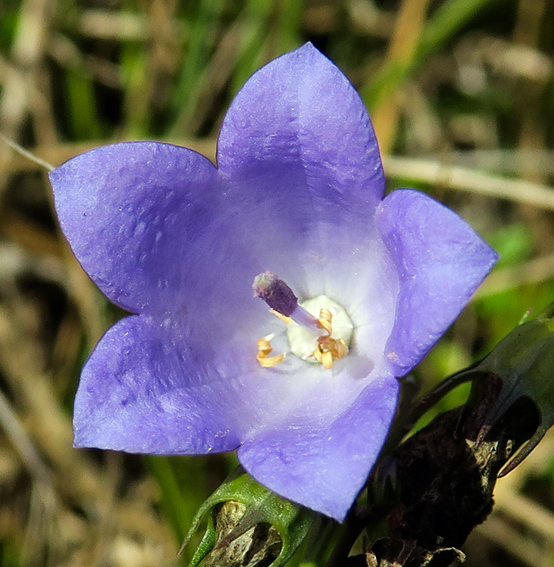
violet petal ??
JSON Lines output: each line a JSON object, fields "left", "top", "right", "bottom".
{"left": 74, "top": 315, "right": 242, "bottom": 453}
{"left": 237, "top": 373, "right": 399, "bottom": 521}
{"left": 376, "top": 189, "right": 498, "bottom": 375}
{"left": 218, "top": 43, "right": 384, "bottom": 228}
{"left": 49, "top": 141, "right": 254, "bottom": 315}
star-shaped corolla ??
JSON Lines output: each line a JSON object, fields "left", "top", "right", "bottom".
{"left": 49, "top": 43, "right": 497, "bottom": 521}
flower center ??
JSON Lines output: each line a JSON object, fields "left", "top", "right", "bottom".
{"left": 287, "top": 296, "right": 353, "bottom": 367}
{"left": 253, "top": 272, "right": 354, "bottom": 369}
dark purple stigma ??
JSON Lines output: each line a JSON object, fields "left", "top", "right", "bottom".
{"left": 252, "top": 271, "right": 299, "bottom": 317}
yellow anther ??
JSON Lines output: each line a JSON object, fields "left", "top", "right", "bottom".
{"left": 256, "top": 336, "right": 286, "bottom": 368}
{"left": 314, "top": 349, "right": 334, "bottom": 369}
{"left": 256, "top": 337, "right": 273, "bottom": 355}
{"left": 313, "top": 335, "right": 349, "bottom": 369}
{"left": 327, "top": 337, "right": 348, "bottom": 359}
{"left": 316, "top": 308, "right": 333, "bottom": 335}
{"left": 257, "top": 353, "right": 286, "bottom": 367}
{"left": 310, "top": 308, "right": 349, "bottom": 368}
{"left": 270, "top": 309, "right": 292, "bottom": 324}
{"left": 335, "top": 339, "right": 349, "bottom": 358}
{"left": 320, "top": 308, "right": 332, "bottom": 321}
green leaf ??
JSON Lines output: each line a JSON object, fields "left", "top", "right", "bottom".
{"left": 453, "top": 301, "right": 554, "bottom": 475}
{"left": 180, "top": 467, "right": 316, "bottom": 567}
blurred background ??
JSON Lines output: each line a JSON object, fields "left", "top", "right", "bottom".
{"left": 1, "top": 0, "right": 554, "bottom": 565}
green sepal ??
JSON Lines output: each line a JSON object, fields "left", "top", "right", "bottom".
{"left": 457, "top": 301, "right": 554, "bottom": 474}
{"left": 180, "top": 466, "right": 315, "bottom": 567}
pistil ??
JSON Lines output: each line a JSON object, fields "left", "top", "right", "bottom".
{"left": 253, "top": 271, "right": 324, "bottom": 337}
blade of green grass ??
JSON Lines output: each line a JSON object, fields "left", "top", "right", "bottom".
{"left": 274, "top": 0, "right": 303, "bottom": 55}
{"left": 65, "top": 69, "right": 102, "bottom": 139}
{"left": 170, "top": 0, "right": 227, "bottom": 136}
{"left": 229, "top": 0, "right": 273, "bottom": 96}
{"left": 144, "top": 455, "right": 205, "bottom": 544}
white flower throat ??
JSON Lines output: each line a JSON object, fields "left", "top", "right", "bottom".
{"left": 253, "top": 272, "right": 354, "bottom": 369}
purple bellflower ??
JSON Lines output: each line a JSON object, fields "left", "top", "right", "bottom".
{"left": 49, "top": 44, "right": 497, "bottom": 521}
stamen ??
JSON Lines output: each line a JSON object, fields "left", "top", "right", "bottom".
{"left": 256, "top": 335, "right": 286, "bottom": 368}
{"left": 316, "top": 308, "right": 333, "bottom": 335}
{"left": 311, "top": 309, "right": 350, "bottom": 369}
{"left": 314, "top": 348, "right": 334, "bottom": 370}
